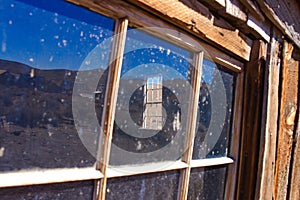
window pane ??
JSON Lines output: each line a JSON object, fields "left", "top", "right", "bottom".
{"left": 0, "top": 0, "right": 114, "bottom": 171}
{"left": 188, "top": 166, "right": 227, "bottom": 200}
{"left": 110, "top": 29, "right": 193, "bottom": 165}
{"left": 0, "top": 180, "right": 94, "bottom": 200}
{"left": 106, "top": 170, "right": 180, "bottom": 200}
{"left": 192, "top": 60, "right": 236, "bottom": 159}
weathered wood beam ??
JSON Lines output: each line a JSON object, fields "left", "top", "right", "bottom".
{"left": 200, "top": 0, "right": 271, "bottom": 42}
{"left": 94, "top": 18, "right": 128, "bottom": 200}
{"left": 289, "top": 79, "right": 300, "bottom": 200}
{"left": 255, "top": 34, "right": 281, "bottom": 200}
{"left": 125, "top": 0, "right": 252, "bottom": 61}
{"left": 237, "top": 40, "right": 266, "bottom": 200}
{"left": 178, "top": 52, "right": 203, "bottom": 200}
{"left": 274, "top": 41, "right": 299, "bottom": 200}
{"left": 239, "top": 0, "right": 265, "bottom": 21}
{"left": 256, "top": 0, "right": 300, "bottom": 49}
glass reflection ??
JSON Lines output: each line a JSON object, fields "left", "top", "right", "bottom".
{"left": 192, "top": 60, "right": 236, "bottom": 159}
{"left": 0, "top": 180, "right": 94, "bottom": 200}
{"left": 106, "top": 170, "right": 180, "bottom": 200}
{"left": 110, "top": 29, "right": 193, "bottom": 165}
{"left": 0, "top": 0, "right": 114, "bottom": 171}
{"left": 188, "top": 166, "right": 227, "bottom": 200}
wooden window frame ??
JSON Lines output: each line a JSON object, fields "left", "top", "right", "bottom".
{"left": 0, "top": 1, "right": 244, "bottom": 200}
{"left": 66, "top": 1, "right": 244, "bottom": 200}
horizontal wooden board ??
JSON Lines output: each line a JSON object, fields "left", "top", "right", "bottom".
{"left": 125, "top": 0, "right": 252, "bottom": 61}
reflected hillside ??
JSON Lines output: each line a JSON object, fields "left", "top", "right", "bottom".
{"left": 0, "top": 59, "right": 108, "bottom": 171}
{"left": 0, "top": 59, "right": 107, "bottom": 128}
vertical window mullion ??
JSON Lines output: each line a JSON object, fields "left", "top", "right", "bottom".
{"left": 178, "top": 52, "right": 203, "bottom": 200}
{"left": 94, "top": 17, "right": 128, "bottom": 200}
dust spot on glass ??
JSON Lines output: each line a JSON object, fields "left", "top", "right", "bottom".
{"left": 0, "top": 147, "right": 5, "bottom": 157}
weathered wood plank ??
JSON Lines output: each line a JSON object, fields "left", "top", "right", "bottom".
{"left": 68, "top": 0, "right": 251, "bottom": 61}
{"left": 237, "top": 40, "right": 266, "bottom": 200}
{"left": 245, "top": 14, "right": 270, "bottom": 42}
{"left": 256, "top": 35, "right": 281, "bottom": 200}
{"left": 274, "top": 41, "right": 299, "bottom": 200}
{"left": 125, "top": 0, "right": 252, "bottom": 61}
{"left": 94, "top": 18, "right": 128, "bottom": 200}
{"left": 178, "top": 52, "right": 203, "bottom": 200}
{"left": 289, "top": 98, "right": 300, "bottom": 200}
{"left": 239, "top": 0, "right": 265, "bottom": 21}
{"left": 224, "top": 0, "right": 247, "bottom": 22}
{"left": 256, "top": 0, "right": 300, "bottom": 49}
{"left": 287, "top": 49, "right": 300, "bottom": 200}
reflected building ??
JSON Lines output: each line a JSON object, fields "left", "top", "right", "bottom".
{"left": 142, "top": 76, "right": 180, "bottom": 131}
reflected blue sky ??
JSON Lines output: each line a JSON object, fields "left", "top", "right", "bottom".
{"left": 0, "top": 0, "right": 114, "bottom": 70}
{"left": 0, "top": 0, "right": 216, "bottom": 83}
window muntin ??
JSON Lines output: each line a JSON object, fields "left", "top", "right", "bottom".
{"left": 0, "top": 1, "right": 243, "bottom": 199}
{"left": 0, "top": 0, "right": 114, "bottom": 171}
{"left": 110, "top": 29, "right": 194, "bottom": 166}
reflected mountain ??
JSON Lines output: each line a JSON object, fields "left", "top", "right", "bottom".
{"left": 0, "top": 59, "right": 108, "bottom": 171}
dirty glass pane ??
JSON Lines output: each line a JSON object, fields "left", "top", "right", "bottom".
{"left": 0, "top": 0, "right": 114, "bottom": 171}
{"left": 0, "top": 180, "right": 94, "bottom": 200}
{"left": 106, "top": 170, "right": 180, "bottom": 200}
{"left": 110, "top": 28, "right": 193, "bottom": 165}
{"left": 188, "top": 166, "right": 227, "bottom": 200}
{"left": 192, "top": 60, "right": 236, "bottom": 159}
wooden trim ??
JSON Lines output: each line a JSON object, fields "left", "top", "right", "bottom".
{"left": 289, "top": 98, "right": 300, "bottom": 199}
{"left": 225, "top": 70, "right": 244, "bottom": 200}
{"left": 224, "top": 0, "right": 247, "bottom": 22}
{"left": 237, "top": 40, "right": 266, "bottom": 200}
{"left": 177, "top": 52, "right": 203, "bottom": 200}
{"left": 274, "top": 41, "right": 299, "bottom": 200}
{"left": 239, "top": 0, "right": 265, "bottom": 22}
{"left": 67, "top": 0, "right": 245, "bottom": 70}
{"left": 256, "top": 0, "right": 300, "bottom": 49}
{"left": 107, "top": 161, "right": 188, "bottom": 178}
{"left": 190, "top": 157, "right": 234, "bottom": 168}
{"left": 256, "top": 35, "right": 281, "bottom": 200}
{"left": 69, "top": 0, "right": 252, "bottom": 61}
{"left": 125, "top": 0, "right": 252, "bottom": 61}
{"left": 94, "top": 18, "right": 128, "bottom": 200}
{"left": 0, "top": 167, "right": 102, "bottom": 188}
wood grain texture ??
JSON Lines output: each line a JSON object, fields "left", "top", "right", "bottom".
{"left": 256, "top": 0, "right": 300, "bottom": 49}
{"left": 256, "top": 35, "right": 281, "bottom": 200}
{"left": 125, "top": 0, "right": 252, "bottom": 61}
{"left": 288, "top": 49, "right": 300, "bottom": 200}
{"left": 94, "top": 18, "right": 128, "bottom": 200}
{"left": 274, "top": 41, "right": 299, "bottom": 200}
{"left": 289, "top": 99, "right": 300, "bottom": 200}
{"left": 225, "top": 71, "right": 244, "bottom": 200}
{"left": 237, "top": 40, "right": 266, "bottom": 200}
{"left": 178, "top": 52, "right": 203, "bottom": 200}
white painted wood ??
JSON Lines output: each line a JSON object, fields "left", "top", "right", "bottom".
{"left": 0, "top": 167, "right": 103, "bottom": 188}
{"left": 190, "top": 157, "right": 234, "bottom": 168}
{"left": 107, "top": 160, "right": 188, "bottom": 178}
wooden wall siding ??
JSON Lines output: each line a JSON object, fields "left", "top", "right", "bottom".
{"left": 125, "top": 0, "right": 252, "bottom": 61}
{"left": 256, "top": 34, "right": 282, "bottom": 200}
{"left": 200, "top": 0, "right": 300, "bottom": 49}
{"left": 237, "top": 40, "right": 266, "bottom": 200}
{"left": 256, "top": 0, "right": 300, "bottom": 49}
{"left": 289, "top": 78, "right": 300, "bottom": 200}
{"left": 264, "top": 0, "right": 300, "bottom": 37}
{"left": 274, "top": 41, "right": 299, "bottom": 200}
